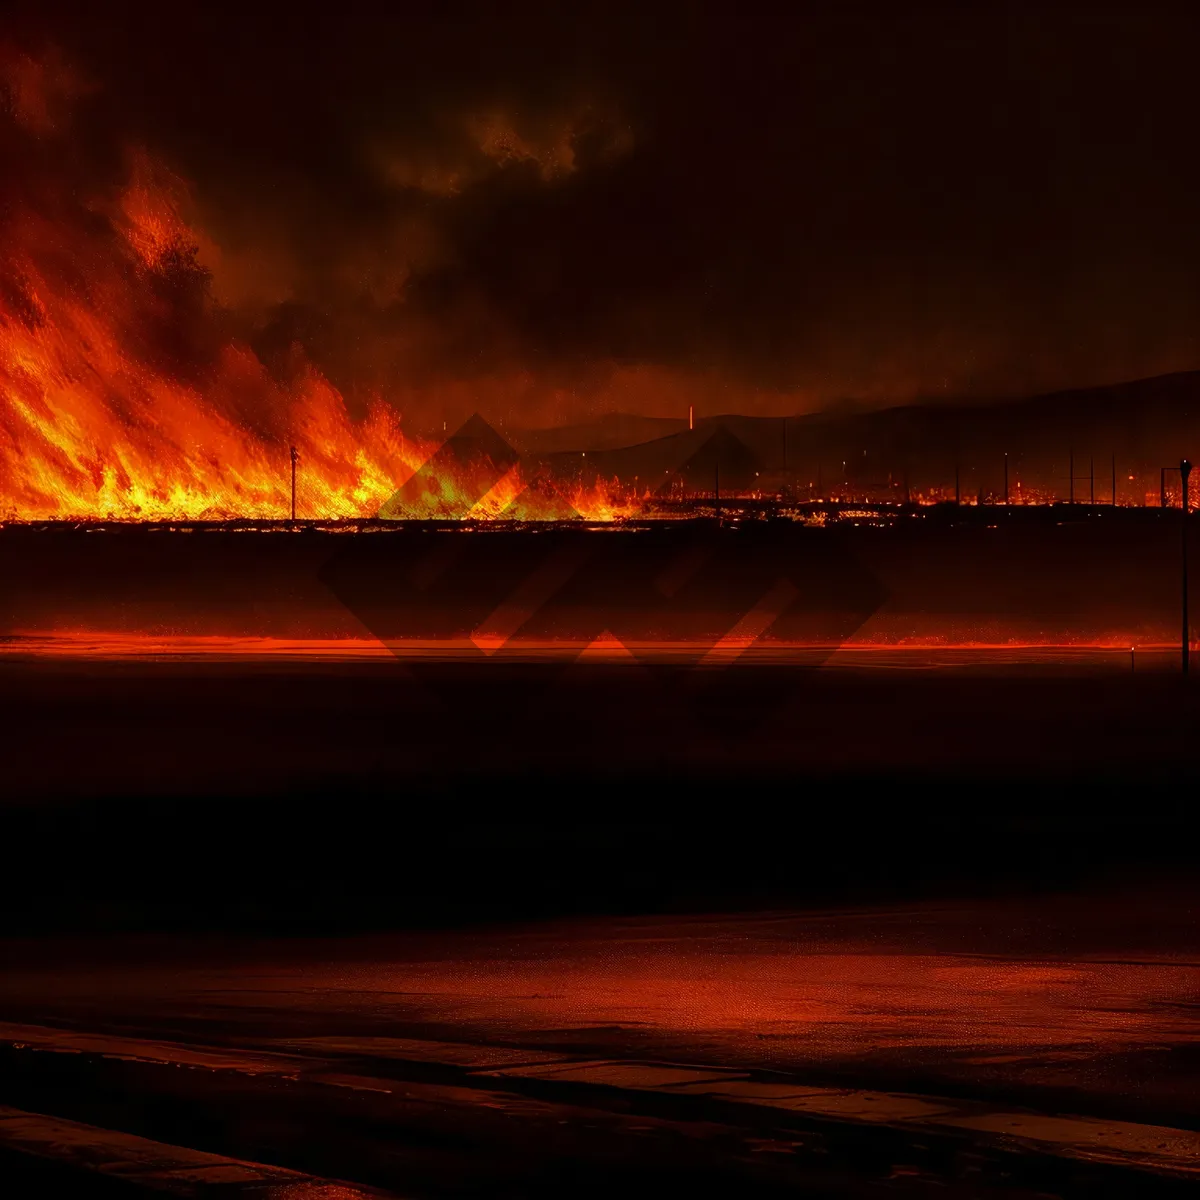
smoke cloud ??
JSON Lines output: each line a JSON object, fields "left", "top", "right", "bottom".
{"left": 6, "top": 3, "right": 1200, "bottom": 433}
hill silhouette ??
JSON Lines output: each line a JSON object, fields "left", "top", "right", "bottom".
{"left": 520, "top": 372, "right": 1200, "bottom": 499}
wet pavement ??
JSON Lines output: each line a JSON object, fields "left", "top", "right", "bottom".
{"left": 2, "top": 890, "right": 1199, "bottom": 1196}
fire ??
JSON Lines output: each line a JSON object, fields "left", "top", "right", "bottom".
{"left": 0, "top": 149, "right": 403, "bottom": 521}
{"left": 0, "top": 76, "right": 634, "bottom": 523}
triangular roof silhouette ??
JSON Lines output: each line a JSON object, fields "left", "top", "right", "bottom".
{"left": 656, "top": 424, "right": 762, "bottom": 494}
{"left": 442, "top": 413, "right": 518, "bottom": 465}
{"left": 576, "top": 630, "right": 639, "bottom": 660}
{"left": 378, "top": 413, "right": 521, "bottom": 519}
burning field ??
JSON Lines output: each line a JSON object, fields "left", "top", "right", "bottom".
{"left": 5, "top": 44, "right": 1199, "bottom": 531}
{"left": 0, "top": 48, "right": 641, "bottom": 524}
{"left": 0, "top": 46, "right": 1196, "bottom": 660}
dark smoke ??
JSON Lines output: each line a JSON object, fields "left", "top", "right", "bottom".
{"left": 7, "top": 3, "right": 1200, "bottom": 432}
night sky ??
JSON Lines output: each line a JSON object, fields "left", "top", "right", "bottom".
{"left": 7, "top": 2, "right": 1200, "bottom": 428}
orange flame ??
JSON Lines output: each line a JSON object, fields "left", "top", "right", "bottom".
{"left": 0, "top": 132, "right": 634, "bottom": 522}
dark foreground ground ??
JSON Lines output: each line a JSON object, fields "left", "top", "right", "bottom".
{"left": 2, "top": 656, "right": 1200, "bottom": 932}
{"left": 2, "top": 654, "right": 1200, "bottom": 1197}
{"left": 2, "top": 894, "right": 1200, "bottom": 1200}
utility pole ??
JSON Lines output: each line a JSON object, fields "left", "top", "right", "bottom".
{"left": 1004, "top": 453, "right": 1009, "bottom": 505}
{"left": 1090, "top": 456, "right": 1095, "bottom": 505}
{"left": 714, "top": 462, "right": 720, "bottom": 522}
{"left": 955, "top": 462, "right": 960, "bottom": 505}
{"left": 1183, "top": 458, "right": 1192, "bottom": 676}
{"left": 1069, "top": 448, "right": 1074, "bottom": 504}
{"left": 290, "top": 445, "right": 298, "bottom": 522}
{"left": 1111, "top": 455, "right": 1117, "bottom": 506}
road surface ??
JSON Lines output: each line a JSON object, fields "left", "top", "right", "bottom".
{"left": 3, "top": 889, "right": 1199, "bottom": 1197}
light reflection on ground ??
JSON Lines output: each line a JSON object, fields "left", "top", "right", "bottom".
{"left": 4, "top": 893, "right": 1199, "bottom": 1121}
{"left": 0, "top": 630, "right": 1182, "bottom": 670}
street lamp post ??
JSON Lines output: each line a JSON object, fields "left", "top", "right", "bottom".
{"left": 1183, "top": 459, "right": 1192, "bottom": 676}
